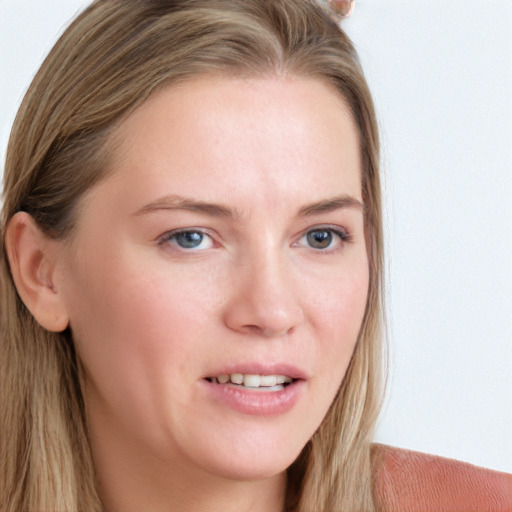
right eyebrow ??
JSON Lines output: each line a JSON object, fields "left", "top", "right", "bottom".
{"left": 132, "top": 194, "right": 237, "bottom": 218}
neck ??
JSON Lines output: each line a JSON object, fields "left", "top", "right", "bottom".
{"left": 99, "top": 466, "right": 286, "bottom": 512}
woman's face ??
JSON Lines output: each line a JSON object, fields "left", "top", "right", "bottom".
{"left": 54, "top": 76, "right": 369, "bottom": 482}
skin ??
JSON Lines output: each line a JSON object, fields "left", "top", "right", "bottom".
{"left": 13, "top": 75, "right": 370, "bottom": 512}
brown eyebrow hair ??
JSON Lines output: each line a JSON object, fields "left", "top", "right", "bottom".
{"left": 133, "top": 193, "right": 364, "bottom": 218}
{"left": 297, "top": 195, "right": 364, "bottom": 216}
{"left": 133, "top": 195, "right": 235, "bottom": 218}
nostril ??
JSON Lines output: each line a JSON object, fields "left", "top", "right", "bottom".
{"left": 260, "top": 326, "right": 293, "bottom": 338}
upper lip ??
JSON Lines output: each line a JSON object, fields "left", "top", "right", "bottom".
{"left": 204, "top": 363, "right": 308, "bottom": 380}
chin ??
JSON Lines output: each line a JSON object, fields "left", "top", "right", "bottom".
{"left": 192, "top": 437, "right": 305, "bottom": 482}
{"left": 205, "top": 457, "right": 292, "bottom": 482}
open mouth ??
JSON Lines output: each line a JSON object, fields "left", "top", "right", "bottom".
{"left": 206, "top": 373, "right": 295, "bottom": 391}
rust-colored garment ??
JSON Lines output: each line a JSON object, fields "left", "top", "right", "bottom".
{"left": 372, "top": 444, "right": 512, "bottom": 512}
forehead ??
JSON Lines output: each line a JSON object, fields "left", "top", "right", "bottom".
{"left": 101, "top": 74, "right": 362, "bottom": 212}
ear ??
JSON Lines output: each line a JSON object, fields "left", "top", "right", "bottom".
{"left": 5, "top": 212, "right": 69, "bottom": 332}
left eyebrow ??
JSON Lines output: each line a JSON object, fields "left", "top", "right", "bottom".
{"left": 297, "top": 194, "right": 364, "bottom": 216}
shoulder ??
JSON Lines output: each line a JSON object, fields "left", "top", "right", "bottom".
{"left": 371, "top": 443, "right": 512, "bottom": 512}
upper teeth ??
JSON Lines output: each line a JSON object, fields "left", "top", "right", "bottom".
{"left": 213, "top": 374, "right": 293, "bottom": 387}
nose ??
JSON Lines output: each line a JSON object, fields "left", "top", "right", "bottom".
{"left": 222, "top": 251, "right": 304, "bottom": 338}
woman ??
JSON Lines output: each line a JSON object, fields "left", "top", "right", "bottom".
{"left": 1, "top": 1, "right": 510, "bottom": 511}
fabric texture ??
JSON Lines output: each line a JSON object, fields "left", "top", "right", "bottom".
{"left": 372, "top": 444, "right": 512, "bottom": 512}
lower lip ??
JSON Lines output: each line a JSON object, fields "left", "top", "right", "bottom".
{"left": 202, "top": 379, "right": 305, "bottom": 416}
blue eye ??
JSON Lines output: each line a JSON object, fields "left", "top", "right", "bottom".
{"left": 300, "top": 227, "right": 350, "bottom": 250}
{"left": 307, "top": 229, "right": 333, "bottom": 249}
{"left": 162, "top": 230, "right": 214, "bottom": 250}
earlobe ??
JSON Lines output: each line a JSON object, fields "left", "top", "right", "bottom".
{"left": 5, "top": 212, "right": 69, "bottom": 332}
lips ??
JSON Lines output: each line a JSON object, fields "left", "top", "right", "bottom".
{"left": 202, "top": 364, "right": 307, "bottom": 415}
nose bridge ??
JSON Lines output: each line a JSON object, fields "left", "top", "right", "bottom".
{"left": 223, "top": 241, "right": 303, "bottom": 337}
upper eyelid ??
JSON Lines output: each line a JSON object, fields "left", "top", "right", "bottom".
{"left": 300, "top": 224, "right": 351, "bottom": 238}
{"left": 157, "top": 227, "right": 212, "bottom": 241}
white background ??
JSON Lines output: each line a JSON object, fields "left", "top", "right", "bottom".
{"left": 1, "top": 0, "right": 511, "bottom": 473}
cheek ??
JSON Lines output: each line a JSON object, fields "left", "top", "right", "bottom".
{"left": 70, "top": 266, "right": 209, "bottom": 357}
{"left": 317, "top": 260, "right": 369, "bottom": 335}
{"left": 312, "top": 261, "right": 370, "bottom": 381}
{"left": 63, "top": 252, "right": 212, "bottom": 396}
{"left": 64, "top": 261, "right": 225, "bottom": 451}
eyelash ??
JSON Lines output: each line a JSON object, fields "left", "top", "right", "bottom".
{"left": 157, "top": 226, "right": 352, "bottom": 252}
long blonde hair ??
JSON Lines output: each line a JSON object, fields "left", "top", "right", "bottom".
{"left": 1, "top": 1, "right": 384, "bottom": 510}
